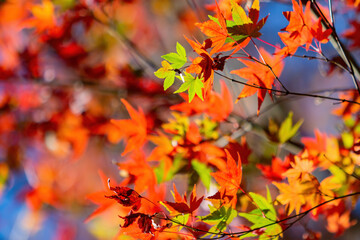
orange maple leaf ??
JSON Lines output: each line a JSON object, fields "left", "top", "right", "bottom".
{"left": 211, "top": 149, "right": 242, "bottom": 207}
{"left": 85, "top": 170, "right": 118, "bottom": 222}
{"left": 231, "top": 47, "right": 284, "bottom": 114}
{"left": 116, "top": 151, "right": 157, "bottom": 195}
{"left": 206, "top": 0, "right": 244, "bottom": 19}
{"left": 195, "top": 2, "right": 229, "bottom": 56}
{"left": 110, "top": 99, "right": 147, "bottom": 156}
{"left": 326, "top": 211, "right": 357, "bottom": 236}
{"left": 277, "top": 0, "right": 332, "bottom": 55}
{"left": 282, "top": 0, "right": 313, "bottom": 48}
{"left": 171, "top": 80, "right": 233, "bottom": 121}
{"left": 51, "top": 110, "right": 89, "bottom": 159}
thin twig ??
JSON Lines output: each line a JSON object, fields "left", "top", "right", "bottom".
{"left": 196, "top": 191, "right": 360, "bottom": 239}
{"left": 246, "top": 87, "right": 357, "bottom": 120}
{"left": 215, "top": 71, "right": 360, "bottom": 105}
{"left": 310, "top": 0, "right": 360, "bottom": 95}
{"left": 250, "top": 38, "right": 289, "bottom": 93}
{"left": 328, "top": 0, "right": 335, "bottom": 26}
{"left": 291, "top": 54, "right": 348, "bottom": 72}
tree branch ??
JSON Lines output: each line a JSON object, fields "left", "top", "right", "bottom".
{"left": 309, "top": 0, "right": 360, "bottom": 95}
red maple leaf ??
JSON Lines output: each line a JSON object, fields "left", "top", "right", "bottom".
{"left": 256, "top": 155, "right": 293, "bottom": 182}
{"left": 161, "top": 184, "right": 203, "bottom": 215}
{"left": 106, "top": 179, "right": 142, "bottom": 212}
{"left": 343, "top": 20, "right": 360, "bottom": 49}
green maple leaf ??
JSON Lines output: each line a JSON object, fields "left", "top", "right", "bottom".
{"left": 238, "top": 190, "right": 282, "bottom": 239}
{"left": 154, "top": 60, "right": 176, "bottom": 90}
{"left": 174, "top": 73, "right": 204, "bottom": 102}
{"left": 161, "top": 42, "right": 187, "bottom": 69}
{"left": 201, "top": 205, "right": 237, "bottom": 238}
{"left": 278, "top": 112, "right": 303, "bottom": 143}
{"left": 155, "top": 42, "right": 187, "bottom": 90}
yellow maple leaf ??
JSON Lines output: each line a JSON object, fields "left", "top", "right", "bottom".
{"left": 23, "top": 0, "right": 56, "bottom": 32}
{"left": 283, "top": 156, "right": 315, "bottom": 181}
{"left": 274, "top": 176, "right": 320, "bottom": 214}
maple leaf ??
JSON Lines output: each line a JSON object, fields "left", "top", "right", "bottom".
{"left": 184, "top": 37, "right": 216, "bottom": 95}
{"left": 106, "top": 179, "right": 142, "bottom": 211}
{"left": 257, "top": 155, "right": 292, "bottom": 182}
{"left": 120, "top": 211, "right": 154, "bottom": 234}
{"left": 274, "top": 157, "right": 321, "bottom": 214}
{"left": 277, "top": 0, "right": 332, "bottom": 55}
{"left": 311, "top": 18, "right": 332, "bottom": 44}
{"left": 118, "top": 211, "right": 158, "bottom": 240}
{"left": 205, "top": 190, "right": 234, "bottom": 209}
{"left": 343, "top": 20, "right": 360, "bottom": 49}
{"left": 116, "top": 151, "right": 157, "bottom": 195}
{"left": 201, "top": 205, "right": 237, "bottom": 236}
{"left": 206, "top": 0, "right": 243, "bottom": 19}
{"left": 110, "top": 99, "right": 147, "bottom": 156}
{"left": 282, "top": 0, "right": 313, "bottom": 48}
{"left": 283, "top": 157, "right": 315, "bottom": 181}
{"left": 231, "top": 47, "right": 284, "bottom": 114}
{"left": 227, "top": 0, "right": 268, "bottom": 44}
{"left": 302, "top": 129, "right": 327, "bottom": 157}
{"left": 273, "top": 179, "right": 308, "bottom": 214}
{"left": 326, "top": 211, "right": 357, "bottom": 236}
{"left": 161, "top": 42, "right": 187, "bottom": 69}
{"left": 174, "top": 72, "right": 204, "bottom": 102}
{"left": 332, "top": 91, "right": 360, "bottom": 117}
{"left": 155, "top": 42, "right": 187, "bottom": 90}
{"left": 23, "top": 0, "right": 57, "bottom": 33}
{"left": 170, "top": 80, "right": 233, "bottom": 121}
{"left": 211, "top": 149, "right": 242, "bottom": 208}
{"left": 154, "top": 60, "right": 176, "bottom": 90}
{"left": 225, "top": 137, "right": 251, "bottom": 165}
{"left": 161, "top": 184, "right": 204, "bottom": 215}
{"left": 238, "top": 191, "right": 282, "bottom": 239}
{"left": 278, "top": 112, "right": 303, "bottom": 143}
{"left": 117, "top": 210, "right": 172, "bottom": 240}
{"left": 85, "top": 171, "right": 118, "bottom": 222}
{"left": 195, "top": 2, "right": 230, "bottom": 56}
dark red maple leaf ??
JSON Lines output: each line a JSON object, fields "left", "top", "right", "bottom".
{"left": 161, "top": 184, "right": 203, "bottom": 215}
{"left": 106, "top": 179, "right": 142, "bottom": 211}
{"left": 119, "top": 211, "right": 154, "bottom": 235}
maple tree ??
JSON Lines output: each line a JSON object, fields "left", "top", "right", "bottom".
{"left": 1, "top": 0, "right": 360, "bottom": 239}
